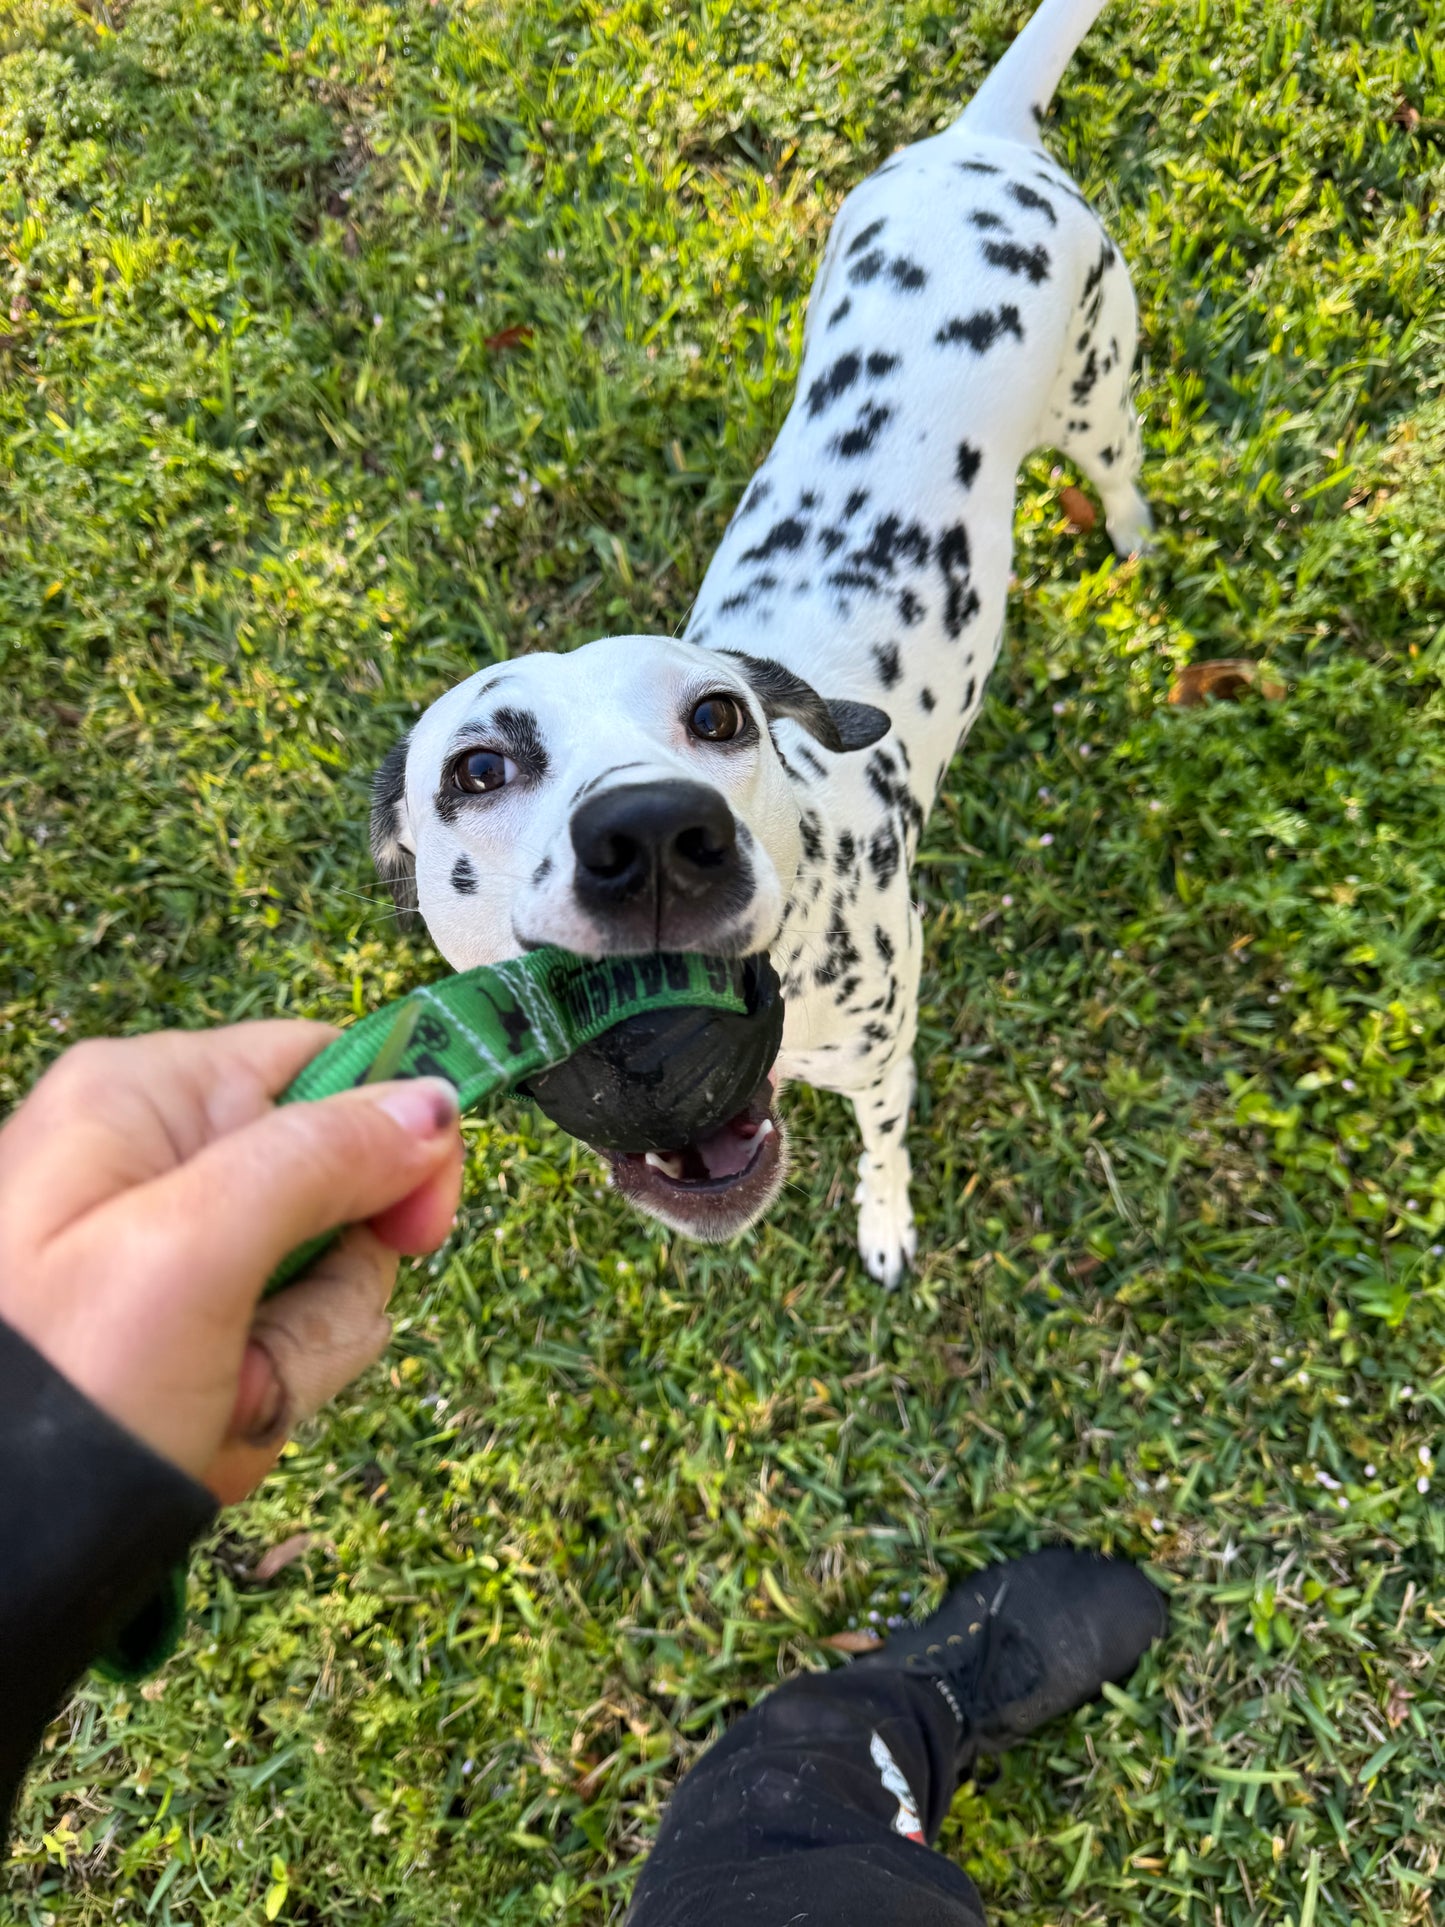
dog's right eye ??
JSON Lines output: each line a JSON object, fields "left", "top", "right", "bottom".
{"left": 449, "top": 748, "right": 511, "bottom": 794}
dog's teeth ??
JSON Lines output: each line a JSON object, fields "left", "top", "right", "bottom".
{"left": 644, "top": 1150, "right": 685, "bottom": 1179}
{"left": 755, "top": 1118, "right": 775, "bottom": 1140}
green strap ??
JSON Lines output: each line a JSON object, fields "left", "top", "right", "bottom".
{"left": 94, "top": 948, "right": 746, "bottom": 1686}
{"left": 268, "top": 947, "right": 747, "bottom": 1291}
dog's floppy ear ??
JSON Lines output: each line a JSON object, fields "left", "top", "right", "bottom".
{"left": 371, "top": 731, "right": 419, "bottom": 927}
{"left": 723, "top": 650, "right": 890, "bottom": 753}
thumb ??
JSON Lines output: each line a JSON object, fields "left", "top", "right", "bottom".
{"left": 109, "top": 1077, "right": 462, "bottom": 1318}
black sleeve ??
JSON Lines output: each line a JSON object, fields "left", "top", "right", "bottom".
{"left": 0, "top": 1318, "right": 216, "bottom": 1837}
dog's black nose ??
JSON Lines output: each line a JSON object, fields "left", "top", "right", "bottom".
{"left": 571, "top": 780, "right": 739, "bottom": 914}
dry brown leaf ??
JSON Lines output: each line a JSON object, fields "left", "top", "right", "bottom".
{"left": 1168, "top": 659, "right": 1286, "bottom": 708}
{"left": 484, "top": 325, "right": 535, "bottom": 353}
{"left": 820, "top": 1629, "right": 883, "bottom": 1654}
{"left": 1059, "top": 484, "right": 1097, "bottom": 532}
{"left": 1386, "top": 1682, "right": 1413, "bottom": 1729}
{"left": 1394, "top": 97, "right": 1422, "bottom": 132}
{"left": 252, "top": 1531, "right": 315, "bottom": 1582}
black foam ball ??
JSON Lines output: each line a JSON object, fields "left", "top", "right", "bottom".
{"left": 526, "top": 953, "right": 783, "bottom": 1154}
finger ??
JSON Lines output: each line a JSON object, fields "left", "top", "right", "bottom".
{"left": 204, "top": 1227, "right": 398, "bottom": 1505}
{"left": 367, "top": 1148, "right": 465, "bottom": 1254}
{"left": 0, "top": 1022, "right": 337, "bottom": 1249}
{"left": 99, "top": 1076, "right": 460, "bottom": 1324}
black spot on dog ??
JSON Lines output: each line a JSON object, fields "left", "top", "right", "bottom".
{"left": 1099, "top": 445, "right": 1117, "bottom": 466}
{"left": 812, "top": 896, "right": 861, "bottom": 989}
{"left": 799, "top": 812, "right": 824, "bottom": 864}
{"left": 836, "top": 830, "right": 857, "bottom": 873}
{"left": 719, "top": 572, "right": 778, "bottom": 614}
{"left": 737, "top": 476, "right": 771, "bottom": 519}
{"left": 955, "top": 440, "right": 982, "bottom": 489}
{"left": 854, "top": 513, "right": 931, "bottom": 578}
{"left": 796, "top": 743, "right": 827, "bottom": 779}
{"left": 801, "top": 490, "right": 819, "bottom": 509}
{"left": 807, "top": 352, "right": 862, "bottom": 417}
{"left": 532, "top": 854, "right": 553, "bottom": 885}
{"left": 832, "top": 402, "right": 892, "bottom": 460}
{"left": 1081, "top": 240, "right": 1116, "bottom": 304}
{"left": 955, "top": 159, "right": 1001, "bottom": 175}
{"left": 872, "top": 640, "right": 902, "bottom": 689}
{"left": 961, "top": 675, "right": 978, "bottom": 712}
{"left": 968, "top": 209, "right": 1007, "bottom": 232}
{"left": 844, "top": 489, "right": 870, "bottom": 519}
{"left": 493, "top": 707, "right": 548, "bottom": 778}
{"left": 889, "top": 257, "right": 927, "bottom": 290}
{"left": 868, "top": 822, "right": 901, "bottom": 890}
{"left": 935, "top": 523, "right": 982, "bottom": 640}
{"left": 866, "top": 350, "right": 900, "bottom": 378}
{"left": 819, "top": 526, "right": 846, "bottom": 556}
{"left": 449, "top": 855, "right": 477, "bottom": 894}
{"left": 849, "top": 249, "right": 886, "bottom": 285}
{"left": 874, "top": 925, "right": 895, "bottom": 964}
{"left": 866, "top": 747, "right": 898, "bottom": 808}
{"left": 1071, "top": 346, "right": 1100, "bottom": 404}
{"left": 1007, "top": 180, "right": 1057, "bottom": 225}
{"left": 862, "top": 1020, "right": 892, "bottom": 1046}
{"left": 897, "top": 587, "right": 924, "bottom": 626}
{"left": 875, "top": 1111, "right": 898, "bottom": 1130}
{"left": 847, "top": 217, "right": 887, "bottom": 256}
{"left": 741, "top": 516, "right": 808, "bottom": 562}
{"left": 983, "top": 240, "right": 1051, "bottom": 283}
{"left": 828, "top": 296, "right": 853, "bottom": 328}
{"left": 935, "top": 306, "right": 1023, "bottom": 353}
{"left": 918, "top": 685, "right": 936, "bottom": 713}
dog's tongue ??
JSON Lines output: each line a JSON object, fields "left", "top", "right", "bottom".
{"left": 641, "top": 1103, "right": 775, "bottom": 1182}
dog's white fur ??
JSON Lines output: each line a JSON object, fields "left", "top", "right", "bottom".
{"left": 374, "top": 0, "right": 1149, "bottom": 1283}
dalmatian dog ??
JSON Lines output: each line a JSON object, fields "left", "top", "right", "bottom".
{"left": 371, "top": 0, "right": 1150, "bottom": 1285}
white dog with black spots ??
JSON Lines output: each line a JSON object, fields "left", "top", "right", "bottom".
{"left": 372, "top": 0, "right": 1151, "bottom": 1285}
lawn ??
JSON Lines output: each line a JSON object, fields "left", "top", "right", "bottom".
{"left": 3, "top": 0, "right": 1445, "bottom": 1920}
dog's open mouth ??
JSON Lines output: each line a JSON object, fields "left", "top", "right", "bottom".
{"left": 604, "top": 1075, "right": 786, "bottom": 1240}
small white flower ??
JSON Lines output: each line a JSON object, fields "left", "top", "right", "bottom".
{"left": 1039, "top": 833, "right": 1054, "bottom": 847}
{"left": 1271, "top": 1355, "right": 1285, "bottom": 1367}
{"left": 1052, "top": 701, "right": 1066, "bottom": 715}
{"left": 432, "top": 442, "right": 444, "bottom": 460}
{"left": 1151, "top": 1516, "right": 1164, "bottom": 1531}
{"left": 1364, "top": 1463, "right": 1376, "bottom": 1477}
{"left": 1342, "top": 1078, "right": 1356, "bottom": 1092}
{"left": 373, "top": 312, "right": 383, "bottom": 327}
{"left": 632, "top": 1475, "right": 645, "bottom": 1493}
{"left": 1079, "top": 743, "right": 1092, "bottom": 757}
{"left": 1001, "top": 894, "right": 1013, "bottom": 907}
{"left": 1406, "top": 1200, "right": 1419, "bottom": 1212}
{"left": 1337, "top": 1496, "right": 1349, "bottom": 1509}
{"left": 1275, "top": 1274, "right": 1289, "bottom": 1287}
{"left": 1419, "top": 1446, "right": 1432, "bottom": 1466}
{"left": 1418, "top": 1475, "right": 1431, "bottom": 1495}
{"left": 1315, "top": 1470, "right": 1341, "bottom": 1491}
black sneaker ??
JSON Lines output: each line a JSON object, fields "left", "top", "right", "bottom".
{"left": 860, "top": 1547, "right": 1167, "bottom": 1766}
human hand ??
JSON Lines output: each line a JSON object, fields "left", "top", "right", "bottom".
{"left": 0, "top": 1023, "right": 465, "bottom": 1505}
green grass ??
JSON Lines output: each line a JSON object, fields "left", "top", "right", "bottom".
{"left": 4, "top": 0, "right": 1445, "bottom": 1919}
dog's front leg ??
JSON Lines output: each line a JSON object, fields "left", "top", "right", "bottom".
{"left": 850, "top": 1051, "right": 918, "bottom": 1289}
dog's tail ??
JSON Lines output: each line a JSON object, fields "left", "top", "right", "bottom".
{"left": 951, "top": 0, "right": 1111, "bottom": 149}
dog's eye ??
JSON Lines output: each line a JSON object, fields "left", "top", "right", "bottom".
{"left": 689, "top": 693, "right": 747, "bottom": 743}
{"left": 449, "top": 748, "right": 511, "bottom": 794}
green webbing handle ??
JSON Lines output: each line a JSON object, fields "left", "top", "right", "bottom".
{"left": 97, "top": 948, "right": 748, "bottom": 1686}
{"left": 266, "top": 946, "right": 748, "bottom": 1293}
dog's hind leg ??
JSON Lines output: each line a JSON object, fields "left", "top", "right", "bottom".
{"left": 1045, "top": 236, "right": 1152, "bottom": 556}
{"left": 850, "top": 1053, "right": 918, "bottom": 1289}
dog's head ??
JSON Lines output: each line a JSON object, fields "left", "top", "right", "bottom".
{"left": 372, "top": 633, "right": 888, "bottom": 1241}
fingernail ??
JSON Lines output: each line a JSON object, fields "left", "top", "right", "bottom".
{"left": 373, "top": 1078, "right": 458, "bottom": 1138}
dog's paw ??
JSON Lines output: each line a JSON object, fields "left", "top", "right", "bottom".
{"left": 1106, "top": 488, "right": 1154, "bottom": 558}
{"left": 855, "top": 1160, "right": 917, "bottom": 1289}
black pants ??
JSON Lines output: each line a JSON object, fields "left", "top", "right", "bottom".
{"left": 627, "top": 1668, "right": 987, "bottom": 1926}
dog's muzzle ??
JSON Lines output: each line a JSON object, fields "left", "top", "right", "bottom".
{"left": 526, "top": 953, "right": 788, "bottom": 1241}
